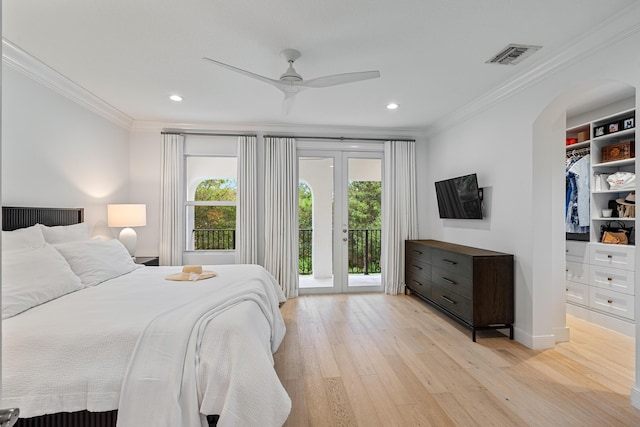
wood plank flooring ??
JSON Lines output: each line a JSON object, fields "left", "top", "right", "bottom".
{"left": 274, "top": 294, "right": 640, "bottom": 426}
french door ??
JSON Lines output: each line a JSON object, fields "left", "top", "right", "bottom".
{"left": 298, "top": 148, "right": 383, "bottom": 294}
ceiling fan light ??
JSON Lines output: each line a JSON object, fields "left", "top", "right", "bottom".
{"left": 169, "top": 94, "right": 183, "bottom": 102}
{"left": 387, "top": 103, "right": 398, "bottom": 110}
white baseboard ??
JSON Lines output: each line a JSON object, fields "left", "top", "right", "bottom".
{"left": 514, "top": 326, "right": 556, "bottom": 350}
{"left": 553, "top": 326, "right": 570, "bottom": 343}
{"left": 631, "top": 386, "right": 640, "bottom": 410}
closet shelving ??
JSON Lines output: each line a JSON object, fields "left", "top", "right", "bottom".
{"left": 590, "top": 108, "right": 636, "bottom": 243}
{"left": 565, "top": 105, "right": 636, "bottom": 336}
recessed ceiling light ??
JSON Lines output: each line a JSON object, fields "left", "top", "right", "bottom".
{"left": 169, "top": 94, "right": 183, "bottom": 102}
{"left": 387, "top": 103, "right": 398, "bottom": 110}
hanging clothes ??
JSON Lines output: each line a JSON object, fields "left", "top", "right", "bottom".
{"left": 566, "top": 153, "right": 590, "bottom": 234}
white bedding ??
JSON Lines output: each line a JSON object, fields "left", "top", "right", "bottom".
{"left": 2, "top": 263, "right": 290, "bottom": 426}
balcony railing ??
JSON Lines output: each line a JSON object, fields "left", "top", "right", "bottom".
{"left": 298, "top": 228, "right": 381, "bottom": 275}
{"left": 193, "top": 228, "right": 381, "bottom": 277}
{"left": 193, "top": 229, "right": 236, "bottom": 250}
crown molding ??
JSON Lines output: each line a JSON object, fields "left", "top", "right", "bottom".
{"left": 2, "top": 39, "right": 133, "bottom": 129}
{"left": 427, "top": 2, "right": 640, "bottom": 138}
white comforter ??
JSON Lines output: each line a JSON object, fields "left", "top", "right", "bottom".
{"left": 2, "top": 264, "right": 290, "bottom": 426}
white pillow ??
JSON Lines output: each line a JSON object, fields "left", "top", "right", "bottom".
{"left": 2, "top": 225, "right": 47, "bottom": 250}
{"left": 2, "top": 244, "right": 84, "bottom": 319}
{"left": 40, "top": 222, "right": 90, "bottom": 244}
{"left": 53, "top": 239, "right": 138, "bottom": 287}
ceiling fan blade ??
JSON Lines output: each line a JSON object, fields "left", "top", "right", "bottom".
{"left": 301, "top": 70, "right": 380, "bottom": 88}
{"left": 281, "top": 92, "right": 296, "bottom": 116}
{"left": 203, "top": 56, "right": 286, "bottom": 90}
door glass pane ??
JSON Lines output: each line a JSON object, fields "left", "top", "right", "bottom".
{"left": 299, "top": 157, "right": 334, "bottom": 289}
{"left": 347, "top": 158, "right": 382, "bottom": 287}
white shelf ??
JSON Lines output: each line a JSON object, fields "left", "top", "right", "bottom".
{"left": 592, "top": 158, "right": 635, "bottom": 168}
{"left": 592, "top": 217, "right": 635, "bottom": 221}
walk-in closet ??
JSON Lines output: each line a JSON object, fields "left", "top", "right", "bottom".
{"left": 565, "top": 85, "right": 636, "bottom": 337}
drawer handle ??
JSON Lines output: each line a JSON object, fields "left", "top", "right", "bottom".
{"left": 413, "top": 250, "right": 423, "bottom": 255}
{"left": 442, "top": 259, "right": 457, "bottom": 265}
{"left": 412, "top": 264, "right": 422, "bottom": 270}
{"left": 607, "top": 277, "right": 613, "bottom": 282}
{"left": 566, "top": 268, "right": 569, "bottom": 272}
{"left": 442, "top": 277, "right": 456, "bottom": 285}
{"left": 607, "top": 254, "right": 613, "bottom": 259}
{"left": 412, "top": 280, "right": 422, "bottom": 286}
{"left": 607, "top": 299, "right": 613, "bottom": 304}
{"left": 440, "top": 295, "right": 456, "bottom": 304}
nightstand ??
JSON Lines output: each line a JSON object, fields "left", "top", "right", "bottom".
{"left": 135, "top": 256, "right": 159, "bottom": 266}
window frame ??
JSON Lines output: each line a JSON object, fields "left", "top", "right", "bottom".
{"left": 184, "top": 153, "right": 238, "bottom": 252}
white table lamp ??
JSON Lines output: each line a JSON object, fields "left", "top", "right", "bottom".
{"left": 107, "top": 204, "right": 147, "bottom": 257}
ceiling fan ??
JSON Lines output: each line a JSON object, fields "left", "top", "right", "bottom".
{"left": 203, "top": 49, "right": 380, "bottom": 115}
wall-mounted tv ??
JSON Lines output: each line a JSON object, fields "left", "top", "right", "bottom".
{"left": 434, "top": 173, "right": 483, "bottom": 219}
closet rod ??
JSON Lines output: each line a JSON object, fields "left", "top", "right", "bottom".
{"left": 263, "top": 135, "right": 415, "bottom": 142}
{"left": 161, "top": 129, "right": 257, "bottom": 137}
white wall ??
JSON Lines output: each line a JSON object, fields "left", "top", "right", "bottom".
{"left": 421, "top": 19, "right": 640, "bottom": 406}
{"left": 2, "top": 66, "right": 131, "bottom": 235}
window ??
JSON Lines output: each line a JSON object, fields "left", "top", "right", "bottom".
{"left": 185, "top": 156, "right": 237, "bottom": 251}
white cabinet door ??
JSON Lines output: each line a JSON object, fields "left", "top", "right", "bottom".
{"left": 566, "top": 281, "right": 589, "bottom": 307}
{"left": 566, "top": 241, "right": 589, "bottom": 263}
{"left": 589, "top": 287, "right": 635, "bottom": 321}
{"left": 566, "top": 261, "right": 589, "bottom": 285}
{"left": 590, "top": 265, "right": 635, "bottom": 295}
{"left": 590, "top": 244, "right": 635, "bottom": 271}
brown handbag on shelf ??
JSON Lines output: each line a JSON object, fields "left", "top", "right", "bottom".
{"left": 600, "top": 221, "right": 632, "bottom": 245}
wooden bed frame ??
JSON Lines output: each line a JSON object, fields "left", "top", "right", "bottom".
{"left": 2, "top": 206, "right": 219, "bottom": 427}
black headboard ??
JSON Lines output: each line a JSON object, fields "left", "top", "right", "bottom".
{"left": 2, "top": 206, "right": 84, "bottom": 231}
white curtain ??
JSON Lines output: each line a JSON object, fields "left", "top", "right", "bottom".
{"left": 159, "top": 133, "right": 184, "bottom": 266}
{"left": 235, "top": 136, "right": 258, "bottom": 264}
{"left": 381, "top": 140, "right": 418, "bottom": 295}
{"left": 264, "top": 137, "right": 299, "bottom": 298}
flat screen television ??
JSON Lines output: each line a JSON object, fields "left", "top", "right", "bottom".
{"left": 434, "top": 173, "right": 483, "bottom": 219}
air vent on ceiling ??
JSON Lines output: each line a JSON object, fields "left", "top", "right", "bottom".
{"left": 486, "top": 44, "right": 542, "bottom": 66}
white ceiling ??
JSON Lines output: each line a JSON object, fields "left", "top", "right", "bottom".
{"left": 3, "top": 0, "right": 638, "bottom": 131}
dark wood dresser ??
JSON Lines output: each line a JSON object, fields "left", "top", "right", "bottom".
{"left": 405, "top": 239, "right": 514, "bottom": 341}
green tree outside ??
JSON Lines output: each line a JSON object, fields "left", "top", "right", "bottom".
{"left": 194, "top": 179, "right": 237, "bottom": 249}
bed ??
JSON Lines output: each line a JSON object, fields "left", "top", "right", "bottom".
{"left": 1, "top": 207, "right": 291, "bottom": 427}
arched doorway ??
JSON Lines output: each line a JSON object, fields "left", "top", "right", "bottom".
{"left": 532, "top": 79, "right": 637, "bottom": 403}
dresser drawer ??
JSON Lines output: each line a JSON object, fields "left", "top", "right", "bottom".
{"left": 406, "top": 256, "right": 431, "bottom": 279}
{"left": 406, "top": 242, "right": 431, "bottom": 263}
{"left": 565, "top": 261, "right": 589, "bottom": 285}
{"left": 431, "top": 266, "right": 472, "bottom": 299}
{"left": 590, "top": 265, "right": 635, "bottom": 295}
{"left": 565, "top": 281, "right": 589, "bottom": 307}
{"left": 431, "top": 285, "right": 472, "bottom": 323}
{"left": 590, "top": 244, "right": 635, "bottom": 271}
{"left": 406, "top": 271, "right": 431, "bottom": 297}
{"left": 430, "top": 249, "right": 472, "bottom": 278}
{"left": 589, "top": 287, "right": 635, "bottom": 320}
{"left": 566, "top": 240, "right": 589, "bottom": 263}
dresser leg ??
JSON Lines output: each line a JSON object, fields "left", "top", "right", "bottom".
{"left": 472, "top": 328, "right": 477, "bottom": 342}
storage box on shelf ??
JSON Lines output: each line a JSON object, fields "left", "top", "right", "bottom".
{"left": 565, "top": 107, "right": 636, "bottom": 336}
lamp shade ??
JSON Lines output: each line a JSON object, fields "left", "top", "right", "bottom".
{"left": 107, "top": 204, "right": 147, "bottom": 227}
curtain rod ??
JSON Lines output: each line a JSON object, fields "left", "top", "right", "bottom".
{"left": 263, "top": 135, "right": 415, "bottom": 142}
{"left": 161, "top": 129, "right": 257, "bottom": 137}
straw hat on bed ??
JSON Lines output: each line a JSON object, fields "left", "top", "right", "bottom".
{"left": 166, "top": 265, "right": 216, "bottom": 281}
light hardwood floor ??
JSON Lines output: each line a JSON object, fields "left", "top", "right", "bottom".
{"left": 274, "top": 293, "right": 640, "bottom": 426}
